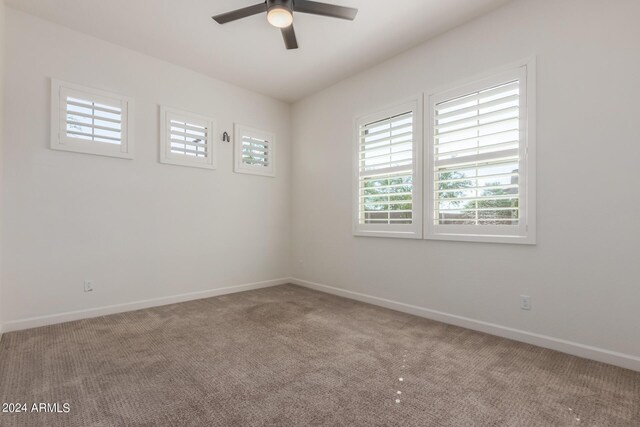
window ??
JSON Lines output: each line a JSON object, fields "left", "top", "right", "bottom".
{"left": 234, "top": 125, "right": 276, "bottom": 177}
{"left": 353, "top": 99, "right": 422, "bottom": 238}
{"left": 50, "top": 79, "right": 133, "bottom": 159}
{"left": 160, "top": 107, "right": 216, "bottom": 169}
{"left": 426, "top": 61, "right": 535, "bottom": 244}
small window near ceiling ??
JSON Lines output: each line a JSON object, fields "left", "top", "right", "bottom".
{"left": 426, "top": 61, "right": 536, "bottom": 244}
{"left": 234, "top": 124, "right": 276, "bottom": 177}
{"left": 160, "top": 106, "right": 216, "bottom": 169}
{"left": 50, "top": 79, "right": 133, "bottom": 159}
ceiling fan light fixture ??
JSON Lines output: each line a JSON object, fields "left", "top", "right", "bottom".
{"left": 267, "top": 6, "right": 293, "bottom": 28}
{"left": 212, "top": 0, "right": 358, "bottom": 50}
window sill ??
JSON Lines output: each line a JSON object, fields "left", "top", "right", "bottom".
{"left": 159, "top": 157, "right": 216, "bottom": 170}
{"left": 425, "top": 232, "right": 536, "bottom": 245}
{"left": 353, "top": 230, "right": 422, "bottom": 240}
{"left": 51, "top": 140, "right": 133, "bottom": 160}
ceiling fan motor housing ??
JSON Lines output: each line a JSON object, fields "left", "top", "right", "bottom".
{"left": 268, "top": 0, "right": 294, "bottom": 12}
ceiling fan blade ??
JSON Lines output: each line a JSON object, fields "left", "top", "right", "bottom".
{"left": 212, "top": 2, "right": 267, "bottom": 24}
{"left": 281, "top": 25, "right": 299, "bottom": 50}
{"left": 293, "top": 0, "right": 357, "bottom": 20}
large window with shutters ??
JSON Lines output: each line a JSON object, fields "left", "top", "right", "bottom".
{"left": 426, "top": 62, "right": 535, "bottom": 243}
{"left": 234, "top": 124, "right": 276, "bottom": 177}
{"left": 353, "top": 99, "right": 422, "bottom": 238}
{"left": 51, "top": 79, "right": 133, "bottom": 159}
{"left": 160, "top": 106, "right": 216, "bottom": 169}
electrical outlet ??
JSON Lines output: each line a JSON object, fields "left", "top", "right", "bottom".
{"left": 84, "top": 280, "right": 94, "bottom": 292}
{"left": 520, "top": 295, "right": 531, "bottom": 310}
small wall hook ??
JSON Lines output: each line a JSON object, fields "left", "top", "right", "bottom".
{"left": 222, "top": 132, "right": 231, "bottom": 143}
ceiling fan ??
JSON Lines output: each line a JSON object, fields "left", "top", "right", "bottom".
{"left": 212, "top": 0, "right": 358, "bottom": 50}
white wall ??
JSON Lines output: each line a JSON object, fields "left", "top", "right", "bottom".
{"left": 291, "top": 0, "right": 640, "bottom": 364}
{"left": 2, "top": 0, "right": 639, "bottom": 370}
{"left": 0, "top": 0, "right": 5, "bottom": 336}
{"left": 1, "top": 9, "right": 291, "bottom": 325}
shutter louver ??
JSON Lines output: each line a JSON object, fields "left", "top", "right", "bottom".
{"left": 433, "top": 80, "right": 521, "bottom": 226}
{"left": 234, "top": 125, "right": 275, "bottom": 177}
{"left": 242, "top": 135, "right": 270, "bottom": 167}
{"left": 358, "top": 111, "right": 414, "bottom": 225}
{"left": 160, "top": 107, "right": 216, "bottom": 169}
{"left": 169, "top": 119, "right": 208, "bottom": 158}
{"left": 65, "top": 96, "right": 122, "bottom": 145}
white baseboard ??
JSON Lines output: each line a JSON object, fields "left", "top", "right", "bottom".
{"left": 1, "top": 278, "right": 290, "bottom": 333}
{"left": 290, "top": 277, "right": 640, "bottom": 372}
{"left": 4, "top": 277, "right": 638, "bottom": 372}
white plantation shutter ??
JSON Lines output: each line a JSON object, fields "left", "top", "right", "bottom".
{"left": 434, "top": 80, "right": 520, "bottom": 225}
{"left": 427, "top": 64, "right": 535, "bottom": 243}
{"left": 242, "top": 135, "right": 270, "bottom": 167}
{"left": 169, "top": 119, "right": 208, "bottom": 158}
{"left": 354, "top": 100, "right": 422, "bottom": 238}
{"left": 234, "top": 125, "right": 275, "bottom": 177}
{"left": 160, "top": 107, "right": 216, "bottom": 169}
{"left": 51, "top": 80, "right": 133, "bottom": 159}
{"left": 359, "top": 112, "right": 414, "bottom": 224}
{"left": 64, "top": 95, "right": 123, "bottom": 144}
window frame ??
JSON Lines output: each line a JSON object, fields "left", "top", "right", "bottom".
{"left": 50, "top": 79, "right": 134, "bottom": 159}
{"left": 425, "top": 59, "right": 536, "bottom": 244}
{"left": 234, "top": 124, "right": 276, "bottom": 177}
{"left": 352, "top": 97, "right": 423, "bottom": 239}
{"left": 159, "top": 106, "right": 217, "bottom": 170}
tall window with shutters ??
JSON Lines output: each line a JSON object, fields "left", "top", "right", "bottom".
{"left": 51, "top": 79, "right": 133, "bottom": 159}
{"left": 426, "top": 62, "right": 535, "bottom": 243}
{"left": 234, "top": 125, "right": 276, "bottom": 177}
{"left": 160, "top": 107, "right": 216, "bottom": 169}
{"left": 353, "top": 99, "right": 422, "bottom": 238}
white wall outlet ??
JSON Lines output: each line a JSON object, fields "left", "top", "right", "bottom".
{"left": 520, "top": 295, "right": 531, "bottom": 310}
{"left": 84, "top": 280, "right": 94, "bottom": 292}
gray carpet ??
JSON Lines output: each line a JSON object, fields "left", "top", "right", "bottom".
{"left": 0, "top": 284, "right": 638, "bottom": 426}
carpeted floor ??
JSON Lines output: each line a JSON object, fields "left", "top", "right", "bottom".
{"left": 0, "top": 284, "right": 638, "bottom": 426}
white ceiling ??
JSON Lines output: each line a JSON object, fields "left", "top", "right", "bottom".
{"left": 6, "top": 0, "right": 512, "bottom": 102}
